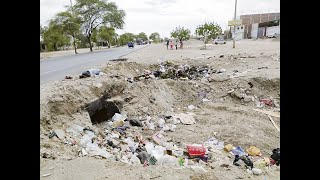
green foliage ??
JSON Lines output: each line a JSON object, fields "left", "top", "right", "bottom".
{"left": 195, "top": 22, "right": 222, "bottom": 44}
{"left": 170, "top": 26, "right": 191, "bottom": 41}
{"left": 137, "top": 32, "right": 148, "bottom": 41}
{"left": 118, "top": 33, "right": 135, "bottom": 46}
{"left": 42, "top": 20, "right": 71, "bottom": 51}
{"left": 97, "top": 26, "right": 115, "bottom": 47}
{"left": 54, "top": 11, "right": 81, "bottom": 37}
{"left": 149, "top": 32, "right": 160, "bottom": 43}
{"left": 74, "top": 0, "right": 126, "bottom": 51}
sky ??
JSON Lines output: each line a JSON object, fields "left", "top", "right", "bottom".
{"left": 40, "top": 0, "right": 280, "bottom": 38}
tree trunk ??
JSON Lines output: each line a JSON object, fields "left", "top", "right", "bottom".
{"left": 72, "top": 35, "right": 77, "bottom": 54}
{"left": 87, "top": 34, "right": 93, "bottom": 51}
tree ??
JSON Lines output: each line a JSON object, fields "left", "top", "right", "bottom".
{"left": 40, "top": 25, "right": 46, "bottom": 52}
{"left": 137, "top": 32, "right": 148, "bottom": 42}
{"left": 118, "top": 33, "right": 135, "bottom": 46}
{"left": 195, "top": 22, "right": 222, "bottom": 49}
{"left": 42, "top": 20, "right": 70, "bottom": 51}
{"left": 53, "top": 11, "right": 81, "bottom": 54}
{"left": 149, "top": 32, "right": 160, "bottom": 43}
{"left": 74, "top": 0, "right": 126, "bottom": 51}
{"left": 170, "top": 26, "right": 191, "bottom": 48}
{"left": 98, "top": 26, "right": 116, "bottom": 48}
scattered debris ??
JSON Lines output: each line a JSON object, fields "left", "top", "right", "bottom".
{"left": 188, "top": 105, "right": 196, "bottom": 110}
{"left": 42, "top": 173, "right": 51, "bottom": 177}
{"left": 246, "top": 146, "right": 261, "bottom": 156}
{"left": 110, "top": 58, "right": 128, "bottom": 62}
{"left": 129, "top": 119, "right": 143, "bottom": 127}
{"left": 65, "top": 75, "right": 73, "bottom": 79}
{"left": 252, "top": 108, "right": 280, "bottom": 118}
{"left": 268, "top": 115, "right": 280, "bottom": 131}
{"left": 252, "top": 168, "right": 262, "bottom": 175}
{"left": 79, "top": 69, "right": 103, "bottom": 78}
{"left": 172, "top": 113, "right": 196, "bottom": 125}
{"left": 258, "top": 67, "right": 268, "bottom": 69}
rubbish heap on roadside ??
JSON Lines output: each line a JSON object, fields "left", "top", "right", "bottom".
{"left": 44, "top": 111, "right": 279, "bottom": 176}
{"left": 126, "top": 61, "right": 232, "bottom": 83}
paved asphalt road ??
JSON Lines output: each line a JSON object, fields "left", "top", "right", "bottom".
{"left": 40, "top": 45, "right": 146, "bottom": 85}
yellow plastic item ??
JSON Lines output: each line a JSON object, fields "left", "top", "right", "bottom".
{"left": 112, "top": 120, "right": 124, "bottom": 128}
{"left": 254, "top": 159, "right": 266, "bottom": 169}
{"left": 224, "top": 144, "right": 234, "bottom": 152}
{"left": 246, "top": 146, "right": 261, "bottom": 156}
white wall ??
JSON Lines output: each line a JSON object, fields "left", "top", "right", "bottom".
{"left": 266, "top": 26, "right": 280, "bottom": 36}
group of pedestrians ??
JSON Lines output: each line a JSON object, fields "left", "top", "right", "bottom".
{"left": 166, "top": 39, "right": 181, "bottom": 50}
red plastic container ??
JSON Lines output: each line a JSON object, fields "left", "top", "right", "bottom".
{"left": 186, "top": 144, "right": 206, "bottom": 157}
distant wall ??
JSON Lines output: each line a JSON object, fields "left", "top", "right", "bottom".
{"left": 266, "top": 26, "right": 280, "bottom": 36}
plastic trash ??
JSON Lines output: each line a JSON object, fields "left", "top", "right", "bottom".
{"left": 215, "top": 141, "right": 224, "bottom": 150}
{"left": 152, "top": 132, "right": 165, "bottom": 145}
{"left": 186, "top": 144, "right": 206, "bottom": 157}
{"left": 254, "top": 158, "right": 268, "bottom": 169}
{"left": 137, "top": 151, "right": 150, "bottom": 164}
{"left": 66, "top": 124, "right": 84, "bottom": 137}
{"left": 188, "top": 105, "right": 196, "bottom": 110}
{"left": 178, "top": 157, "right": 185, "bottom": 166}
{"left": 172, "top": 150, "right": 184, "bottom": 157}
{"left": 172, "top": 113, "right": 196, "bottom": 125}
{"left": 146, "top": 121, "right": 155, "bottom": 130}
{"left": 129, "top": 119, "right": 143, "bottom": 127}
{"left": 158, "top": 154, "right": 179, "bottom": 166}
{"left": 130, "top": 155, "right": 141, "bottom": 165}
{"left": 79, "top": 131, "right": 95, "bottom": 147}
{"left": 246, "top": 146, "right": 261, "bottom": 156}
{"left": 252, "top": 168, "right": 262, "bottom": 175}
{"left": 232, "top": 146, "right": 246, "bottom": 157}
{"left": 85, "top": 142, "right": 112, "bottom": 159}
{"left": 224, "top": 144, "right": 234, "bottom": 152}
{"left": 158, "top": 118, "right": 165, "bottom": 128}
{"left": 54, "top": 129, "right": 65, "bottom": 140}
{"left": 145, "top": 142, "right": 155, "bottom": 154}
{"left": 123, "top": 137, "right": 138, "bottom": 152}
{"left": 112, "top": 113, "right": 126, "bottom": 122}
{"left": 162, "top": 124, "right": 176, "bottom": 132}
{"left": 270, "top": 148, "right": 280, "bottom": 166}
{"left": 152, "top": 146, "right": 166, "bottom": 160}
{"left": 204, "top": 137, "right": 218, "bottom": 147}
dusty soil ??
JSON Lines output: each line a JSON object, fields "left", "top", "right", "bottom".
{"left": 40, "top": 39, "right": 280, "bottom": 180}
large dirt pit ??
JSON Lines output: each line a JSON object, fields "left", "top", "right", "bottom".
{"left": 40, "top": 54, "right": 280, "bottom": 180}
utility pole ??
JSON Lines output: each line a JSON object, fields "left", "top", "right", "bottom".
{"left": 233, "top": 0, "right": 237, "bottom": 48}
{"left": 69, "top": 0, "right": 78, "bottom": 54}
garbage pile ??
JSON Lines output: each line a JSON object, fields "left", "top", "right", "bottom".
{"left": 126, "top": 61, "right": 230, "bottom": 83}
{"left": 79, "top": 69, "right": 104, "bottom": 79}
{"left": 44, "top": 111, "right": 279, "bottom": 175}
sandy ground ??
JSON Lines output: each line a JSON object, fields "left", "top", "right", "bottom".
{"left": 40, "top": 39, "right": 280, "bottom": 180}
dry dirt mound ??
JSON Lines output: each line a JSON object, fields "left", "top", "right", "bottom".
{"left": 40, "top": 60, "right": 280, "bottom": 180}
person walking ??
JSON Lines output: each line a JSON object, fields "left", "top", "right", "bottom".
{"left": 169, "top": 40, "right": 174, "bottom": 50}
{"left": 166, "top": 40, "right": 169, "bottom": 50}
{"left": 175, "top": 39, "right": 178, "bottom": 50}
